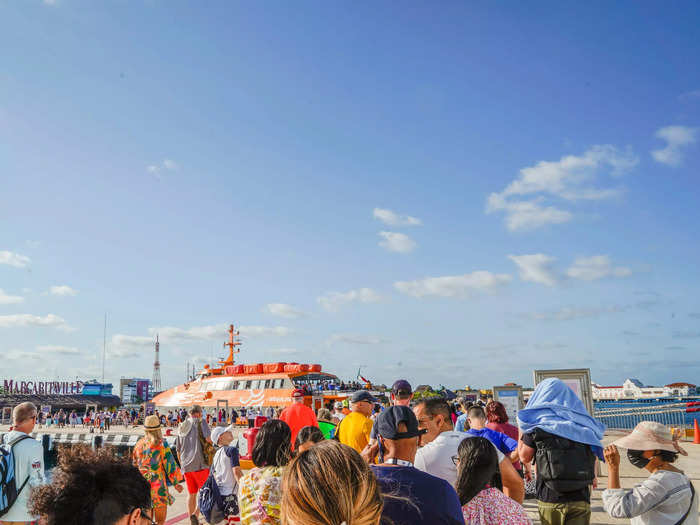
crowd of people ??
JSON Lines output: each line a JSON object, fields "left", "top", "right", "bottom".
{"left": 1, "top": 377, "right": 698, "bottom": 525}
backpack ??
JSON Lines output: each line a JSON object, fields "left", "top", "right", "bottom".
{"left": 533, "top": 429, "right": 595, "bottom": 493}
{"left": 198, "top": 447, "right": 240, "bottom": 524}
{"left": 0, "top": 435, "right": 32, "bottom": 518}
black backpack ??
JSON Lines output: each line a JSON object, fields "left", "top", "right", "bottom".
{"left": 533, "top": 429, "right": 595, "bottom": 493}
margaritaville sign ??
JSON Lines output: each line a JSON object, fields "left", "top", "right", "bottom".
{"left": 2, "top": 379, "right": 84, "bottom": 395}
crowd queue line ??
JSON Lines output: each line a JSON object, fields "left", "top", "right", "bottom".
{"left": 0, "top": 378, "right": 697, "bottom": 525}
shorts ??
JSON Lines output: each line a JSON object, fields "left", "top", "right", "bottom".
{"left": 184, "top": 469, "right": 210, "bottom": 494}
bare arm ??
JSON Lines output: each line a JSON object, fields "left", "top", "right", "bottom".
{"left": 500, "top": 457, "right": 524, "bottom": 504}
{"left": 518, "top": 441, "right": 535, "bottom": 465}
{"left": 360, "top": 441, "right": 379, "bottom": 464}
{"left": 233, "top": 466, "right": 243, "bottom": 481}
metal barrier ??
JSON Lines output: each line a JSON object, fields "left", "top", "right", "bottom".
{"left": 594, "top": 403, "right": 688, "bottom": 431}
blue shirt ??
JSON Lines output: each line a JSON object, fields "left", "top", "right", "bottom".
{"left": 466, "top": 427, "right": 518, "bottom": 456}
{"left": 455, "top": 413, "right": 469, "bottom": 432}
{"left": 370, "top": 465, "right": 464, "bottom": 525}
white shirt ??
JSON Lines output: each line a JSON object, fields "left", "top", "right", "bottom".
{"left": 212, "top": 447, "right": 238, "bottom": 496}
{"left": 334, "top": 411, "right": 346, "bottom": 421}
{"left": 414, "top": 430, "right": 505, "bottom": 487}
{"left": 1, "top": 431, "right": 45, "bottom": 521}
{"left": 603, "top": 470, "right": 697, "bottom": 525}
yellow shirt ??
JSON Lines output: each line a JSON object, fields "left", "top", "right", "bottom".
{"left": 337, "top": 411, "right": 373, "bottom": 453}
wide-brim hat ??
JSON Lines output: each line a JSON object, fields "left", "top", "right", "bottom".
{"left": 612, "top": 421, "right": 687, "bottom": 455}
{"left": 144, "top": 415, "right": 161, "bottom": 430}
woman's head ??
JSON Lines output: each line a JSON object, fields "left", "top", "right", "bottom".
{"left": 294, "top": 425, "right": 324, "bottom": 453}
{"left": 252, "top": 419, "right": 292, "bottom": 467}
{"left": 485, "top": 401, "right": 508, "bottom": 424}
{"left": 455, "top": 436, "right": 499, "bottom": 506}
{"left": 143, "top": 415, "right": 162, "bottom": 444}
{"left": 613, "top": 420, "right": 686, "bottom": 470}
{"left": 29, "top": 444, "right": 152, "bottom": 525}
{"left": 281, "top": 440, "right": 383, "bottom": 525}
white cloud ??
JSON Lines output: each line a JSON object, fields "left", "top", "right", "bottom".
{"left": 651, "top": 126, "right": 697, "bottom": 166}
{"left": 679, "top": 89, "right": 700, "bottom": 102}
{"left": 566, "top": 255, "right": 631, "bottom": 281}
{"left": 36, "top": 345, "right": 81, "bottom": 355}
{"left": 487, "top": 145, "right": 637, "bottom": 231}
{"left": 317, "top": 288, "right": 383, "bottom": 312}
{"left": 239, "top": 325, "right": 292, "bottom": 337}
{"left": 394, "top": 271, "right": 512, "bottom": 298}
{"left": 267, "top": 348, "right": 301, "bottom": 355}
{"left": 508, "top": 254, "right": 559, "bottom": 286}
{"left": 529, "top": 306, "right": 622, "bottom": 321}
{"left": 151, "top": 324, "right": 291, "bottom": 342}
{"left": 0, "top": 314, "right": 68, "bottom": 329}
{"left": 326, "top": 334, "right": 388, "bottom": 345}
{"left": 147, "top": 158, "right": 178, "bottom": 178}
{"left": 264, "top": 303, "right": 307, "bottom": 319}
{"left": 0, "top": 251, "right": 31, "bottom": 268}
{"left": 49, "top": 285, "right": 78, "bottom": 296}
{"left": 373, "top": 208, "right": 422, "bottom": 227}
{"left": 5, "top": 349, "right": 43, "bottom": 361}
{"left": 378, "top": 231, "right": 416, "bottom": 253}
{"left": 0, "top": 289, "right": 24, "bottom": 305}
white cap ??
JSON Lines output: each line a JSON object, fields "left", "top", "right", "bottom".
{"left": 211, "top": 424, "right": 234, "bottom": 446}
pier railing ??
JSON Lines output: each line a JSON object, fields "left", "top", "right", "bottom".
{"left": 594, "top": 403, "right": 688, "bottom": 431}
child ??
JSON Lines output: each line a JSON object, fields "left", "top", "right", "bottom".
{"left": 210, "top": 425, "right": 243, "bottom": 524}
{"left": 294, "top": 425, "right": 325, "bottom": 453}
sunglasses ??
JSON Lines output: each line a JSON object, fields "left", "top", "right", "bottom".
{"left": 451, "top": 455, "right": 460, "bottom": 466}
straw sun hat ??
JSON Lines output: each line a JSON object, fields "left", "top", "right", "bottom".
{"left": 144, "top": 414, "right": 161, "bottom": 431}
{"left": 612, "top": 421, "right": 687, "bottom": 456}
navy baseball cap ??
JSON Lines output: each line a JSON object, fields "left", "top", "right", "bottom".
{"left": 375, "top": 406, "right": 427, "bottom": 440}
{"left": 391, "top": 379, "right": 412, "bottom": 394}
{"left": 350, "top": 390, "right": 377, "bottom": 404}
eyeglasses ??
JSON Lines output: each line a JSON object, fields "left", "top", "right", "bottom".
{"left": 451, "top": 455, "right": 460, "bottom": 466}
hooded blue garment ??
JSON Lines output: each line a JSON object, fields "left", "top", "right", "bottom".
{"left": 517, "top": 378, "right": 605, "bottom": 460}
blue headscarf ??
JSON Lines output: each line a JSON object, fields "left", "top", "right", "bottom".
{"left": 518, "top": 378, "right": 605, "bottom": 460}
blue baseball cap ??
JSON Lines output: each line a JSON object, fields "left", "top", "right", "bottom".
{"left": 350, "top": 390, "right": 377, "bottom": 404}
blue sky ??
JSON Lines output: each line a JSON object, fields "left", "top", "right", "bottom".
{"left": 2, "top": 1, "right": 699, "bottom": 391}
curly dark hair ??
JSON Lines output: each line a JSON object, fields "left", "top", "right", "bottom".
{"left": 29, "top": 444, "right": 151, "bottom": 525}
{"left": 252, "top": 419, "right": 292, "bottom": 467}
{"left": 455, "top": 436, "right": 498, "bottom": 506}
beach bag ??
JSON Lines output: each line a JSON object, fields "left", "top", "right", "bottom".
{"left": 533, "top": 429, "right": 595, "bottom": 493}
{"left": 0, "top": 436, "right": 31, "bottom": 518}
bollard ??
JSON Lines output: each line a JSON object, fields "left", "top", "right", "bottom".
{"left": 694, "top": 419, "right": 700, "bottom": 445}
{"left": 94, "top": 435, "right": 103, "bottom": 449}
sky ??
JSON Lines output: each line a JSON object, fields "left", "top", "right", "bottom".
{"left": 1, "top": 1, "right": 700, "bottom": 392}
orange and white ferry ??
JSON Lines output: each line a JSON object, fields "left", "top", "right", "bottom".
{"left": 152, "top": 324, "right": 350, "bottom": 412}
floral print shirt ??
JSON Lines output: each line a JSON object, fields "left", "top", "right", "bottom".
{"left": 238, "top": 466, "right": 284, "bottom": 525}
{"left": 132, "top": 438, "right": 185, "bottom": 508}
{"left": 462, "top": 488, "right": 533, "bottom": 525}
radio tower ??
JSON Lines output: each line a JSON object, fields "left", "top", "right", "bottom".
{"left": 152, "top": 334, "right": 162, "bottom": 392}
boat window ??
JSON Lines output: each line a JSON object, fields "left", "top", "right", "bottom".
{"left": 274, "top": 379, "right": 285, "bottom": 389}
{"left": 244, "top": 380, "right": 252, "bottom": 389}
{"left": 251, "top": 380, "right": 261, "bottom": 389}
{"left": 264, "top": 379, "right": 271, "bottom": 389}
{"left": 230, "top": 380, "right": 239, "bottom": 390}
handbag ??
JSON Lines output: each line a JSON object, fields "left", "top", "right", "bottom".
{"left": 198, "top": 420, "right": 216, "bottom": 466}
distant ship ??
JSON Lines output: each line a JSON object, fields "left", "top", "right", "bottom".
{"left": 152, "top": 324, "right": 349, "bottom": 411}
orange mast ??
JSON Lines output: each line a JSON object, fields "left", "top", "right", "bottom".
{"left": 221, "top": 324, "right": 241, "bottom": 366}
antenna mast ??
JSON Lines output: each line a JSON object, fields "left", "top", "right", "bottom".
{"left": 102, "top": 313, "right": 107, "bottom": 383}
{"left": 152, "top": 334, "right": 162, "bottom": 392}
{"left": 222, "top": 324, "right": 241, "bottom": 366}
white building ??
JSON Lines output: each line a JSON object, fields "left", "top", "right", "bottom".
{"left": 592, "top": 378, "right": 697, "bottom": 400}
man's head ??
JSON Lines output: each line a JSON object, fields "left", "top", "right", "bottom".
{"left": 292, "top": 389, "right": 305, "bottom": 404}
{"left": 375, "top": 406, "right": 426, "bottom": 463}
{"left": 413, "top": 398, "right": 453, "bottom": 446}
{"left": 13, "top": 402, "right": 37, "bottom": 433}
{"left": 334, "top": 401, "right": 344, "bottom": 412}
{"left": 467, "top": 405, "right": 486, "bottom": 430}
{"left": 189, "top": 405, "right": 203, "bottom": 419}
{"left": 390, "top": 379, "right": 413, "bottom": 407}
{"left": 211, "top": 425, "right": 235, "bottom": 447}
{"left": 350, "top": 391, "right": 377, "bottom": 417}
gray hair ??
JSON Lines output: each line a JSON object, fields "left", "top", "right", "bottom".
{"left": 190, "top": 405, "right": 203, "bottom": 415}
{"left": 13, "top": 402, "right": 37, "bottom": 425}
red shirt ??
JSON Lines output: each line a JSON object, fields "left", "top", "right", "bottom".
{"left": 279, "top": 403, "right": 318, "bottom": 447}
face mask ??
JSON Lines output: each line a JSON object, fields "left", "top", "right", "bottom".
{"left": 627, "top": 449, "right": 650, "bottom": 469}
